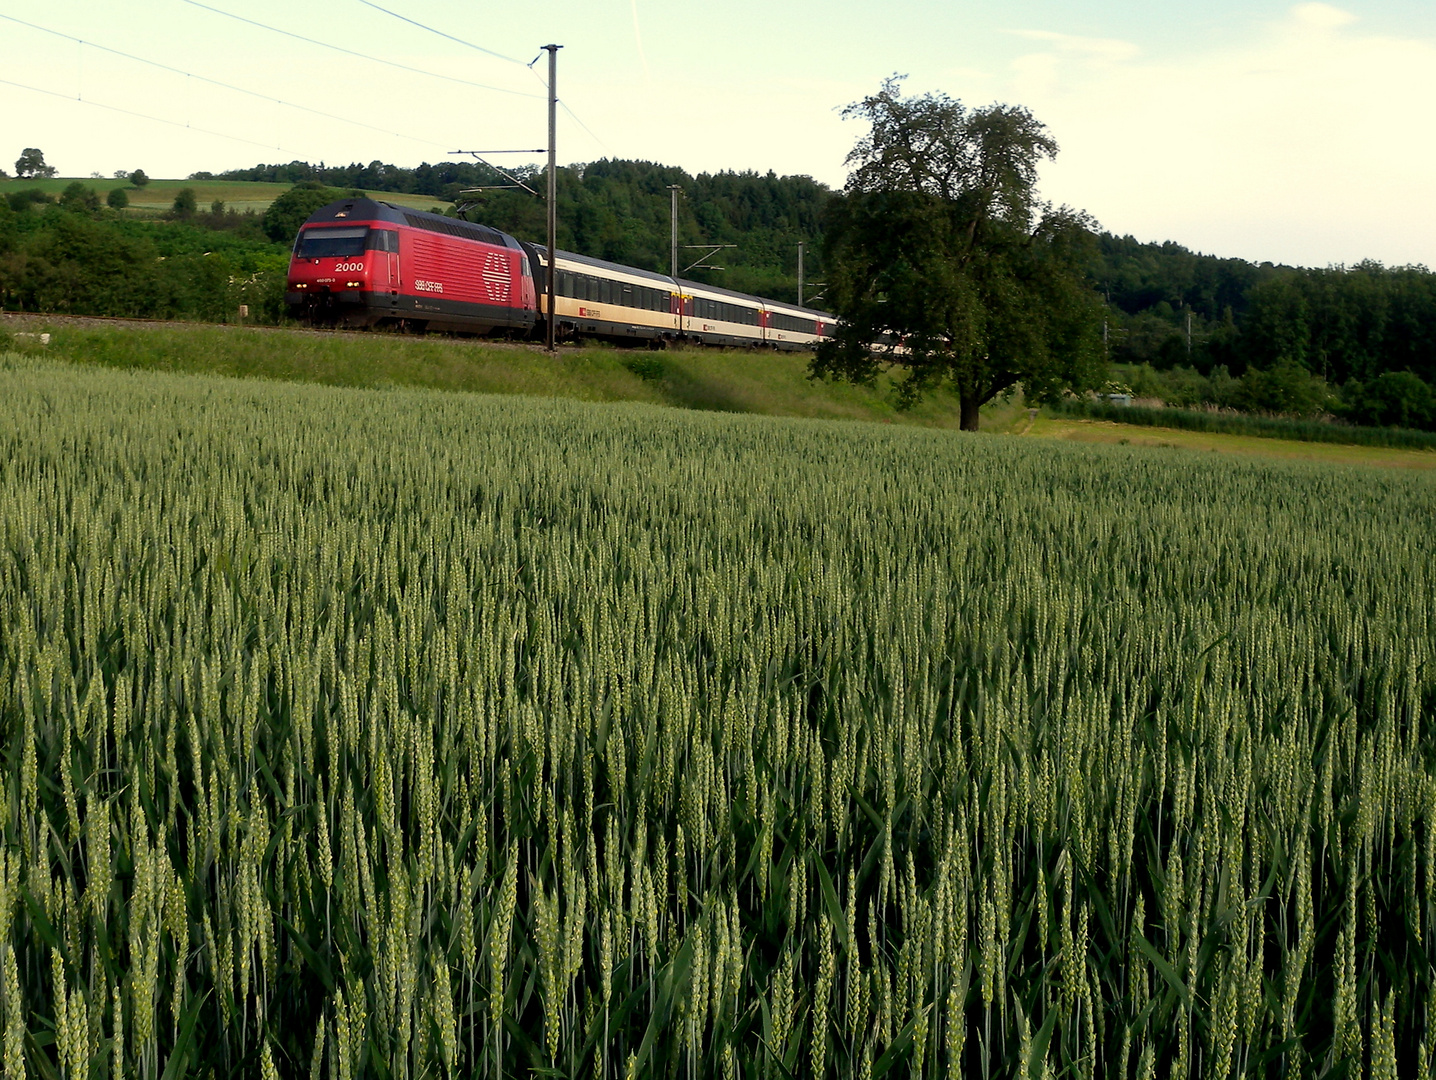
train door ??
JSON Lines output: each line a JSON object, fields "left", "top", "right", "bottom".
{"left": 383, "top": 231, "right": 399, "bottom": 295}
{"left": 671, "top": 291, "right": 692, "bottom": 335}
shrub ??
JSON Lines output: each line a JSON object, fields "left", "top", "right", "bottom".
{"left": 171, "top": 187, "right": 198, "bottom": 218}
{"left": 1340, "top": 370, "right": 1436, "bottom": 430}
{"left": 6, "top": 188, "right": 52, "bottom": 213}
{"left": 58, "top": 182, "right": 101, "bottom": 214}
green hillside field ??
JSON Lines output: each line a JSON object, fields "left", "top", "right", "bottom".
{"left": 0, "top": 175, "right": 451, "bottom": 214}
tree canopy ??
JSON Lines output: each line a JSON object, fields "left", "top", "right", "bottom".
{"left": 260, "top": 182, "right": 357, "bottom": 243}
{"left": 811, "top": 79, "right": 1105, "bottom": 429}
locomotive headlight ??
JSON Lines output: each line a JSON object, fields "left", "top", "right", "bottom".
{"left": 294, "top": 283, "right": 308, "bottom": 289}
{"left": 346, "top": 281, "right": 362, "bottom": 288}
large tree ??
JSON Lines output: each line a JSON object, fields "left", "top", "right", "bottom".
{"left": 811, "top": 78, "right": 1106, "bottom": 429}
{"left": 14, "top": 148, "right": 57, "bottom": 179}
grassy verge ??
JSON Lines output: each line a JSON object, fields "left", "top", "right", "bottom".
{"left": 1054, "top": 397, "right": 1436, "bottom": 450}
{"left": 0, "top": 318, "right": 973, "bottom": 429}
{"left": 1023, "top": 414, "right": 1436, "bottom": 470}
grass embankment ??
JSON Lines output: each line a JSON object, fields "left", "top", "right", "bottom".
{"left": 1, "top": 318, "right": 974, "bottom": 429}
{"left": 5, "top": 316, "right": 1433, "bottom": 468}
{"left": 0, "top": 176, "right": 450, "bottom": 214}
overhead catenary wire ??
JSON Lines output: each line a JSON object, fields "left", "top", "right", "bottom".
{"left": 0, "top": 13, "right": 461, "bottom": 154}
{"left": 181, "top": 0, "right": 541, "bottom": 99}
{"left": 0, "top": 76, "right": 286, "bottom": 152}
{"left": 353, "top": 0, "right": 522, "bottom": 65}
{"left": 344, "top": 1, "right": 611, "bottom": 156}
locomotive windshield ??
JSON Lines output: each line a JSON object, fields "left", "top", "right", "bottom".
{"left": 295, "top": 227, "right": 369, "bottom": 259}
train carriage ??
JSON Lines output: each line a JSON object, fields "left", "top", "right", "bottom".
{"left": 761, "top": 299, "right": 838, "bottom": 350}
{"left": 531, "top": 249, "right": 834, "bottom": 351}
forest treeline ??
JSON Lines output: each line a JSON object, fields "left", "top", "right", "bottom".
{"left": 2, "top": 158, "right": 1435, "bottom": 430}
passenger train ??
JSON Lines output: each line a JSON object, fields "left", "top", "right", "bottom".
{"left": 285, "top": 198, "right": 836, "bottom": 349}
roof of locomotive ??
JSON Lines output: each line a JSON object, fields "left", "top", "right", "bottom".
{"left": 301, "top": 199, "right": 521, "bottom": 250}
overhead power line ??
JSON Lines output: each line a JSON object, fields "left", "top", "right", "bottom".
{"left": 558, "top": 99, "right": 609, "bottom": 153}
{"left": 353, "top": 0, "right": 522, "bottom": 65}
{"left": 523, "top": 54, "right": 610, "bottom": 155}
{"left": 181, "top": 0, "right": 541, "bottom": 99}
{"left": 0, "top": 76, "right": 285, "bottom": 152}
{"left": 0, "top": 13, "right": 458, "bottom": 153}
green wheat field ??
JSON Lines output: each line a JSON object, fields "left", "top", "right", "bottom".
{"left": 1, "top": 353, "right": 1433, "bottom": 1078}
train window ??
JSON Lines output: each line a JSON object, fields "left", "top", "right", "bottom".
{"left": 366, "top": 229, "right": 398, "bottom": 253}
{"left": 296, "top": 227, "right": 368, "bottom": 259}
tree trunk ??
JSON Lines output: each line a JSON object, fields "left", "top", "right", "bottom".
{"left": 959, "top": 392, "right": 981, "bottom": 431}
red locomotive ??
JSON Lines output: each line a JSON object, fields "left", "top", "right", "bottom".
{"left": 286, "top": 198, "right": 538, "bottom": 334}
{"left": 286, "top": 198, "right": 835, "bottom": 349}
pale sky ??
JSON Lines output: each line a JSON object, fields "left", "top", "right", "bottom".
{"left": 3, "top": 0, "right": 1435, "bottom": 268}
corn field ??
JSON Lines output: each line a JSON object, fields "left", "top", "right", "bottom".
{"left": 1, "top": 354, "right": 1434, "bottom": 1078}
